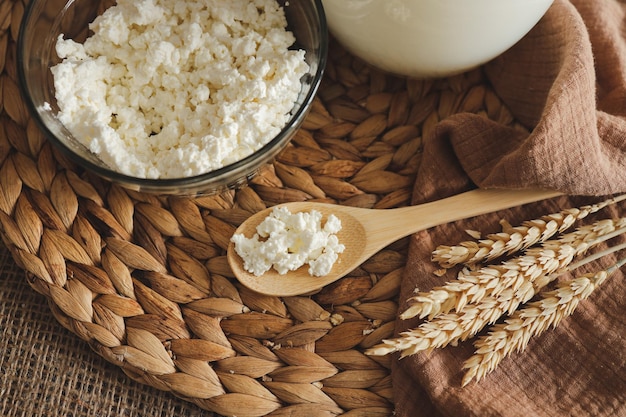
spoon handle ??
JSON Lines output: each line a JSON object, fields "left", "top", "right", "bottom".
{"left": 356, "top": 188, "right": 563, "bottom": 255}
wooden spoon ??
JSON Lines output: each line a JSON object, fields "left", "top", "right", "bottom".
{"left": 227, "top": 188, "right": 563, "bottom": 296}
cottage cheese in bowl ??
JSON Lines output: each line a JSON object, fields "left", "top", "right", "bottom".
{"left": 50, "top": 0, "right": 309, "bottom": 179}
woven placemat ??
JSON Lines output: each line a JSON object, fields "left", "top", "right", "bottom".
{"left": 1, "top": 242, "right": 214, "bottom": 417}
{"left": 1, "top": 1, "right": 522, "bottom": 416}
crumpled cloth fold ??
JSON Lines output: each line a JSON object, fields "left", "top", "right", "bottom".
{"left": 393, "top": 1, "right": 626, "bottom": 416}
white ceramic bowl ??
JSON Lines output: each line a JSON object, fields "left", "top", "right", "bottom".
{"left": 321, "top": 0, "right": 554, "bottom": 79}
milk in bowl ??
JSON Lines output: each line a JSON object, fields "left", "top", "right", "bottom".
{"left": 321, "top": 0, "right": 554, "bottom": 78}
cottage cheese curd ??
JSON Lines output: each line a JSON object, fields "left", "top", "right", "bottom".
{"left": 51, "top": 0, "right": 308, "bottom": 179}
{"left": 231, "top": 207, "right": 345, "bottom": 277}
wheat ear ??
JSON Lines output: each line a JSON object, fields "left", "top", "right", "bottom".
{"left": 367, "top": 220, "right": 626, "bottom": 358}
{"left": 366, "top": 244, "right": 578, "bottom": 357}
{"left": 402, "top": 218, "right": 626, "bottom": 321}
{"left": 462, "top": 256, "right": 626, "bottom": 386}
{"left": 432, "top": 195, "right": 626, "bottom": 268}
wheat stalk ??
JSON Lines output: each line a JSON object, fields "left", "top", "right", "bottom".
{"left": 432, "top": 195, "right": 626, "bottom": 268}
{"left": 461, "top": 256, "right": 626, "bottom": 386}
{"left": 402, "top": 218, "right": 626, "bottom": 321}
{"left": 366, "top": 219, "right": 626, "bottom": 358}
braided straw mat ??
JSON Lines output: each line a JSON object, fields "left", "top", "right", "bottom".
{"left": 0, "top": 1, "right": 523, "bottom": 416}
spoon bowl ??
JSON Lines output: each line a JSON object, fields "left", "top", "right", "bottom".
{"left": 228, "top": 202, "right": 369, "bottom": 296}
{"left": 227, "top": 188, "right": 563, "bottom": 296}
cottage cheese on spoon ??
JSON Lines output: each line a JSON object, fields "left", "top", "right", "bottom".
{"left": 231, "top": 207, "right": 345, "bottom": 277}
{"left": 51, "top": 0, "right": 308, "bottom": 179}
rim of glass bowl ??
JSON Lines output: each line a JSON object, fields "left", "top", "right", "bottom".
{"left": 17, "top": 0, "right": 328, "bottom": 196}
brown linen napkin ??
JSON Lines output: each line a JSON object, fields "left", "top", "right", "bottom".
{"left": 392, "top": 1, "right": 626, "bottom": 416}
{"left": 414, "top": 0, "right": 626, "bottom": 198}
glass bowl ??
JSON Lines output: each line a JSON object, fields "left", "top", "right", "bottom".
{"left": 18, "top": 0, "right": 327, "bottom": 195}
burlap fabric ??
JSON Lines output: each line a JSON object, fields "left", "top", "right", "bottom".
{"left": 394, "top": 1, "right": 626, "bottom": 416}
{"left": 0, "top": 242, "right": 215, "bottom": 417}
